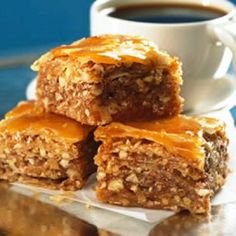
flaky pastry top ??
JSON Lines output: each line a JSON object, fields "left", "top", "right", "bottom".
{"left": 95, "top": 115, "right": 226, "bottom": 170}
{"left": 31, "top": 34, "right": 174, "bottom": 70}
{"left": 0, "top": 101, "right": 92, "bottom": 144}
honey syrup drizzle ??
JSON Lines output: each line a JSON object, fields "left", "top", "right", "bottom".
{"left": 95, "top": 116, "right": 224, "bottom": 168}
{"left": 51, "top": 35, "right": 160, "bottom": 64}
{"left": 1, "top": 101, "right": 92, "bottom": 143}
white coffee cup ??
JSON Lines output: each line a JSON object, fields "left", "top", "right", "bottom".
{"left": 90, "top": 0, "right": 236, "bottom": 114}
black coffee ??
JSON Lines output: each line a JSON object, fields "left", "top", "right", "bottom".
{"left": 106, "top": 4, "right": 227, "bottom": 24}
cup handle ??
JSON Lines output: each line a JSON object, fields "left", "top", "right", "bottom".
{"left": 210, "top": 11, "right": 236, "bottom": 69}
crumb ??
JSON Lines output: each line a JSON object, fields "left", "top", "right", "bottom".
{"left": 32, "top": 191, "right": 41, "bottom": 200}
{"left": 85, "top": 201, "right": 92, "bottom": 209}
{"left": 49, "top": 195, "right": 68, "bottom": 205}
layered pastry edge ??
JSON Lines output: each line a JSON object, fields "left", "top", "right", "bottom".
{"left": 0, "top": 101, "right": 97, "bottom": 190}
{"left": 94, "top": 115, "right": 229, "bottom": 214}
{"left": 32, "top": 34, "right": 183, "bottom": 125}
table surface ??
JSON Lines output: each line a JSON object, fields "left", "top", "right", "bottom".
{"left": 1, "top": 182, "right": 236, "bottom": 236}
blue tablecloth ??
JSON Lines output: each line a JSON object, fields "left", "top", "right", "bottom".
{"left": 0, "top": 0, "right": 236, "bottom": 121}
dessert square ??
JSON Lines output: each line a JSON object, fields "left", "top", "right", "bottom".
{"left": 0, "top": 101, "right": 97, "bottom": 190}
{"left": 32, "top": 34, "right": 183, "bottom": 125}
{"left": 94, "top": 116, "right": 229, "bottom": 214}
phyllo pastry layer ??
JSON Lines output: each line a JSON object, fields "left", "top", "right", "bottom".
{"left": 0, "top": 101, "right": 97, "bottom": 190}
{"left": 32, "top": 34, "right": 183, "bottom": 125}
{"left": 94, "top": 115, "right": 229, "bottom": 214}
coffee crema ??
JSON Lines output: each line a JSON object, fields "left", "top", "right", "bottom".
{"left": 106, "top": 3, "right": 227, "bottom": 24}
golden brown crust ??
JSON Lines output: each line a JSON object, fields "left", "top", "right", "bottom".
{"left": 1, "top": 101, "right": 93, "bottom": 144}
{"left": 33, "top": 35, "right": 183, "bottom": 125}
{"left": 95, "top": 115, "right": 226, "bottom": 170}
{"left": 32, "top": 35, "right": 180, "bottom": 73}
{"left": 0, "top": 102, "right": 97, "bottom": 190}
{"left": 94, "top": 116, "right": 229, "bottom": 214}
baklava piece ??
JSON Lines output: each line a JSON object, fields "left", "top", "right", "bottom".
{"left": 94, "top": 116, "right": 229, "bottom": 214}
{"left": 32, "top": 34, "right": 183, "bottom": 125}
{"left": 0, "top": 101, "right": 97, "bottom": 190}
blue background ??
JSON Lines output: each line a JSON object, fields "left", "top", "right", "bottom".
{"left": 0, "top": 0, "right": 94, "bottom": 55}
{"left": 0, "top": 0, "right": 93, "bottom": 117}
{"left": 0, "top": 0, "right": 236, "bottom": 119}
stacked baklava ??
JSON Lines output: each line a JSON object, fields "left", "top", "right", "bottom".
{"left": 0, "top": 34, "right": 229, "bottom": 214}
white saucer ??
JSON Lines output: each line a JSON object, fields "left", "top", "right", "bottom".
{"left": 26, "top": 78, "right": 37, "bottom": 100}
{"left": 185, "top": 74, "right": 236, "bottom": 115}
{"left": 26, "top": 74, "right": 236, "bottom": 115}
